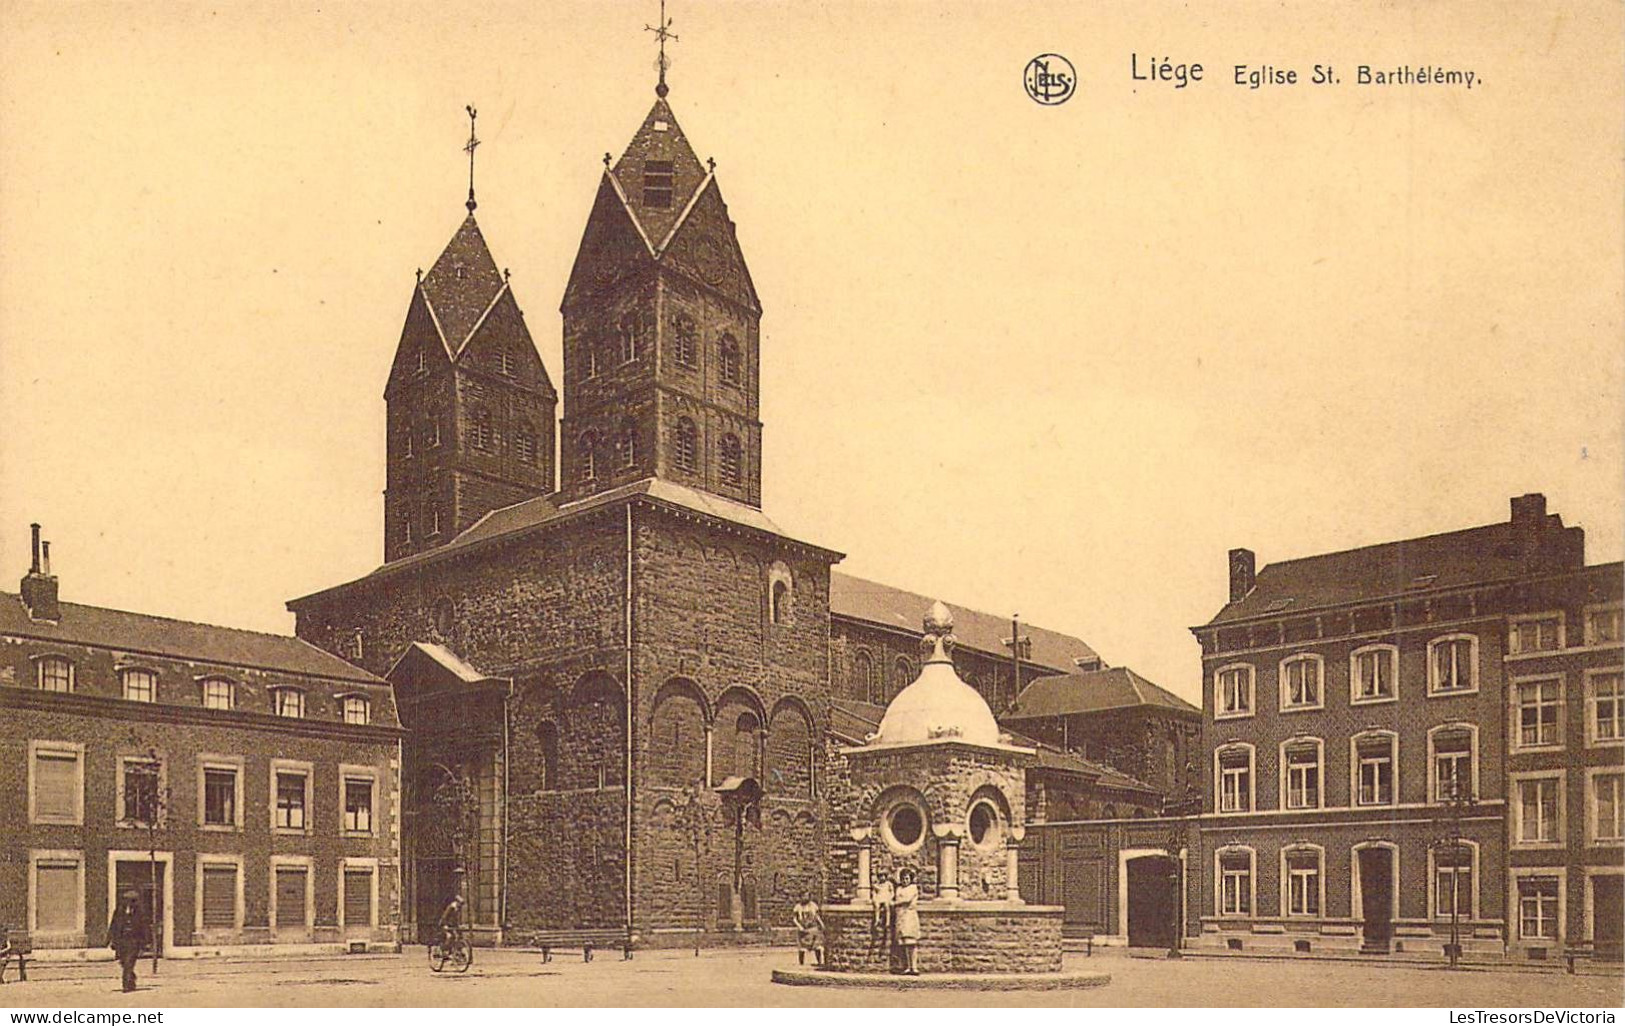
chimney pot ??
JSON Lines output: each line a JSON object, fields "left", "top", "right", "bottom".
{"left": 41, "top": 540, "right": 50, "bottom": 577}
{"left": 29, "top": 523, "right": 41, "bottom": 574}
{"left": 1228, "top": 548, "right": 1256, "bottom": 604}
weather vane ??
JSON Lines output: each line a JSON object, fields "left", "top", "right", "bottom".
{"left": 464, "top": 105, "right": 480, "bottom": 214}
{"left": 645, "top": 0, "right": 677, "bottom": 98}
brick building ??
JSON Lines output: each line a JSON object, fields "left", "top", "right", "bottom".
{"left": 1188, "top": 494, "right": 1623, "bottom": 959}
{"left": 1, "top": 528, "right": 402, "bottom": 958}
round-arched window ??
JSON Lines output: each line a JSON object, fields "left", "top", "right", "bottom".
{"left": 433, "top": 598, "right": 455, "bottom": 636}
{"left": 968, "top": 799, "right": 1001, "bottom": 850}
{"left": 883, "top": 802, "right": 926, "bottom": 853}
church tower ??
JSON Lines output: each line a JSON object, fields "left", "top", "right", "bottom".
{"left": 559, "top": 75, "right": 763, "bottom": 507}
{"left": 382, "top": 111, "right": 557, "bottom": 562}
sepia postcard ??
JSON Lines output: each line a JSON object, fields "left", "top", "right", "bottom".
{"left": 0, "top": 0, "right": 1621, "bottom": 1013}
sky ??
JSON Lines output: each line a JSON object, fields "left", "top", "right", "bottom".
{"left": 1, "top": 0, "right": 1621, "bottom": 705}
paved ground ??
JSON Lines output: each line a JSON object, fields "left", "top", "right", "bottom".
{"left": 2, "top": 947, "right": 1620, "bottom": 1008}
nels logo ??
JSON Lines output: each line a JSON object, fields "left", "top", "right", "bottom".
{"left": 1024, "top": 53, "right": 1076, "bottom": 105}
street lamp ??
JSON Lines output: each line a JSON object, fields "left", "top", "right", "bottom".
{"left": 1436, "top": 778, "right": 1479, "bottom": 969}
{"left": 714, "top": 776, "right": 762, "bottom": 932}
{"left": 124, "top": 732, "right": 168, "bottom": 975}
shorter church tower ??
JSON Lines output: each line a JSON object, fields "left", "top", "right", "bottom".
{"left": 382, "top": 110, "right": 557, "bottom": 562}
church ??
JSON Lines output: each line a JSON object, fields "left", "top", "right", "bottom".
{"left": 286, "top": 62, "right": 1194, "bottom": 947}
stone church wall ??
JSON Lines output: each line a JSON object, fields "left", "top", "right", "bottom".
{"left": 830, "top": 621, "right": 1061, "bottom": 714}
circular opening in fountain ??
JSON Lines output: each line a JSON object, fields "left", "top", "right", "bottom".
{"left": 883, "top": 802, "right": 926, "bottom": 853}
{"left": 967, "top": 799, "right": 1001, "bottom": 850}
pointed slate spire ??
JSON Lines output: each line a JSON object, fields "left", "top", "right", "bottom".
{"left": 609, "top": 98, "right": 708, "bottom": 248}
{"left": 420, "top": 216, "right": 506, "bottom": 351}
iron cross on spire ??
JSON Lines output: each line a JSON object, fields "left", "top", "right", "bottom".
{"left": 645, "top": 0, "right": 677, "bottom": 98}
{"left": 464, "top": 105, "right": 480, "bottom": 214}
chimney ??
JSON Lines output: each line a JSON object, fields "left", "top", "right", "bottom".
{"left": 1510, "top": 493, "right": 1547, "bottom": 567}
{"left": 20, "top": 523, "right": 60, "bottom": 622}
{"left": 1228, "top": 548, "right": 1256, "bottom": 604}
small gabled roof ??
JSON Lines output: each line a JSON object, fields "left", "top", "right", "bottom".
{"left": 1004, "top": 667, "right": 1199, "bottom": 721}
{"left": 419, "top": 215, "right": 507, "bottom": 353}
{"left": 385, "top": 642, "right": 504, "bottom": 690}
{"left": 829, "top": 572, "right": 1101, "bottom": 673}
{"left": 0, "top": 592, "right": 379, "bottom": 684}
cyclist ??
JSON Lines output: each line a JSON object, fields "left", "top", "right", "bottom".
{"left": 438, "top": 895, "right": 465, "bottom": 953}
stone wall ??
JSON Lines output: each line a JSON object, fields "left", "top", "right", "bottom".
{"left": 820, "top": 903, "right": 1063, "bottom": 974}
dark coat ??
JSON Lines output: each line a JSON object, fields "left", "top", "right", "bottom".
{"left": 107, "top": 902, "right": 150, "bottom": 961}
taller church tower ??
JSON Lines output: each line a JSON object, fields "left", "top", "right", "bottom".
{"left": 381, "top": 115, "right": 557, "bottom": 562}
{"left": 559, "top": 75, "right": 763, "bottom": 507}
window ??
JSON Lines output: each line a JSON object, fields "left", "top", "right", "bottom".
{"left": 1350, "top": 645, "right": 1396, "bottom": 703}
{"left": 1283, "top": 847, "right": 1322, "bottom": 917}
{"left": 1215, "top": 744, "right": 1253, "bottom": 813}
{"left": 882, "top": 801, "right": 927, "bottom": 854}
{"left": 416, "top": 346, "right": 427, "bottom": 374}
{"left": 1281, "top": 739, "right": 1322, "bottom": 810}
{"left": 1510, "top": 613, "right": 1563, "bottom": 654}
{"left": 1215, "top": 664, "right": 1254, "bottom": 719}
{"left": 1217, "top": 848, "right": 1253, "bottom": 916}
{"left": 343, "top": 775, "right": 375, "bottom": 834}
{"left": 853, "top": 652, "right": 877, "bottom": 704}
{"left": 498, "top": 345, "right": 515, "bottom": 376}
{"left": 579, "top": 433, "right": 598, "bottom": 482}
{"left": 342, "top": 696, "right": 370, "bottom": 725}
{"left": 720, "top": 334, "right": 742, "bottom": 385}
{"left": 36, "top": 656, "right": 73, "bottom": 693}
{"left": 429, "top": 506, "right": 443, "bottom": 537}
{"left": 272, "top": 688, "right": 305, "bottom": 719}
{"left": 30, "top": 743, "right": 83, "bottom": 825}
{"left": 672, "top": 314, "right": 698, "bottom": 367}
{"left": 894, "top": 656, "right": 914, "bottom": 692}
{"left": 201, "top": 678, "right": 234, "bottom": 710}
{"left": 720, "top": 434, "right": 744, "bottom": 487}
{"left": 1353, "top": 732, "right": 1396, "bottom": 806}
{"left": 275, "top": 770, "right": 308, "bottom": 831}
{"left": 427, "top": 417, "right": 441, "bottom": 448}
{"left": 1431, "top": 725, "right": 1477, "bottom": 803}
{"left": 202, "top": 765, "right": 239, "bottom": 828}
{"left": 615, "top": 421, "right": 637, "bottom": 471}
{"left": 1513, "top": 773, "right": 1564, "bottom": 846}
{"left": 1585, "top": 604, "right": 1623, "bottom": 646}
{"left": 672, "top": 418, "right": 697, "bottom": 474}
{"left": 618, "top": 312, "right": 647, "bottom": 364}
{"left": 199, "top": 861, "right": 240, "bottom": 930}
{"left": 771, "top": 581, "right": 790, "bottom": 624}
{"left": 968, "top": 800, "right": 1001, "bottom": 850}
{"left": 121, "top": 668, "right": 157, "bottom": 703}
{"left": 32, "top": 854, "right": 82, "bottom": 936}
{"left": 1429, "top": 635, "right": 1477, "bottom": 694}
{"left": 342, "top": 864, "right": 376, "bottom": 930}
{"left": 1279, "top": 655, "right": 1323, "bottom": 710}
{"left": 1589, "top": 769, "right": 1623, "bottom": 845}
{"left": 402, "top": 428, "right": 414, "bottom": 459}
{"left": 350, "top": 630, "right": 364, "bottom": 661}
{"left": 642, "top": 159, "right": 674, "bottom": 208}
{"left": 1513, "top": 677, "right": 1563, "bottom": 750}
{"left": 402, "top": 516, "right": 413, "bottom": 545}
{"left": 537, "top": 721, "right": 560, "bottom": 791}
{"left": 516, "top": 426, "right": 536, "bottom": 465}
{"left": 586, "top": 344, "right": 601, "bottom": 379}
{"left": 1433, "top": 843, "right": 1475, "bottom": 919}
{"left": 1589, "top": 671, "right": 1623, "bottom": 745}
{"left": 471, "top": 409, "right": 493, "bottom": 450}
{"left": 120, "top": 757, "right": 161, "bottom": 826}
{"left": 1518, "top": 877, "right": 1560, "bottom": 940}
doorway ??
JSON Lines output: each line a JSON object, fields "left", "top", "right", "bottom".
{"left": 1125, "top": 855, "right": 1180, "bottom": 949}
{"left": 1593, "top": 875, "right": 1623, "bottom": 961}
{"left": 1357, "top": 847, "right": 1394, "bottom": 952}
{"left": 114, "top": 860, "right": 166, "bottom": 956}
{"left": 415, "top": 858, "right": 460, "bottom": 944}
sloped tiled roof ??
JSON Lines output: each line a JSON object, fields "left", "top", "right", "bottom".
{"left": 1004, "top": 667, "right": 1199, "bottom": 721}
{"left": 419, "top": 216, "right": 507, "bottom": 352}
{"left": 289, "top": 477, "right": 841, "bottom": 604}
{"left": 1207, "top": 514, "right": 1585, "bottom": 626}
{"left": 1, "top": 592, "right": 379, "bottom": 683}
{"left": 829, "top": 572, "right": 1100, "bottom": 673}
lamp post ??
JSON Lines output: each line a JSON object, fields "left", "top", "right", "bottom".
{"left": 1437, "top": 779, "right": 1479, "bottom": 969}
{"left": 673, "top": 785, "right": 717, "bottom": 956}
{"left": 715, "top": 776, "right": 762, "bottom": 932}
{"left": 124, "top": 733, "right": 168, "bottom": 975}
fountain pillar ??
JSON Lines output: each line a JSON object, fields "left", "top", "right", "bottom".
{"left": 934, "top": 825, "right": 962, "bottom": 901}
{"left": 851, "top": 828, "right": 873, "bottom": 904}
{"left": 1005, "top": 826, "right": 1026, "bottom": 903}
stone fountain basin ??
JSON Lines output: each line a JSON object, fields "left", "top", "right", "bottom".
{"left": 818, "top": 900, "right": 1065, "bottom": 975}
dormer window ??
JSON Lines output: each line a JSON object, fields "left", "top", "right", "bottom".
{"left": 201, "top": 678, "right": 235, "bottom": 711}
{"left": 643, "top": 160, "right": 674, "bottom": 209}
{"left": 271, "top": 687, "right": 305, "bottom": 719}
{"left": 341, "top": 695, "right": 370, "bottom": 725}
{"left": 36, "top": 656, "right": 74, "bottom": 693}
{"left": 121, "top": 668, "right": 157, "bottom": 703}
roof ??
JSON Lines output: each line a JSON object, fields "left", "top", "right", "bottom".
{"left": 419, "top": 215, "right": 507, "bottom": 354}
{"left": 1004, "top": 667, "right": 1199, "bottom": 721}
{"left": 610, "top": 97, "right": 711, "bottom": 252}
{"left": 1206, "top": 514, "right": 1586, "bottom": 626}
{"left": 290, "top": 477, "right": 841, "bottom": 605}
{"left": 826, "top": 698, "right": 1155, "bottom": 793}
{"left": 387, "top": 642, "right": 493, "bottom": 685}
{"left": 829, "top": 572, "right": 1100, "bottom": 672}
{"left": 1, "top": 591, "right": 380, "bottom": 684}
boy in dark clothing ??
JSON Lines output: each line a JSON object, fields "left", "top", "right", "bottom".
{"left": 107, "top": 891, "right": 150, "bottom": 993}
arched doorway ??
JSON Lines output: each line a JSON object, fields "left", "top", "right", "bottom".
{"left": 1124, "top": 854, "right": 1181, "bottom": 948}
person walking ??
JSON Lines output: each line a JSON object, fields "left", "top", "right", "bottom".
{"left": 107, "top": 890, "right": 150, "bottom": 993}
{"left": 892, "top": 868, "right": 921, "bottom": 976}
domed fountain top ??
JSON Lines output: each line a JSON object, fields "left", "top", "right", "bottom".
{"left": 872, "top": 601, "right": 1003, "bottom": 748}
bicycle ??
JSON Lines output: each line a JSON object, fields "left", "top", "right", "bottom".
{"left": 428, "top": 929, "right": 474, "bottom": 973}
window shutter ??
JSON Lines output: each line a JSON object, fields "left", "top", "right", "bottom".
{"left": 35, "top": 862, "right": 78, "bottom": 932}
{"left": 201, "top": 866, "right": 237, "bottom": 928}
{"left": 34, "top": 752, "right": 78, "bottom": 820}
{"left": 343, "top": 869, "right": 373, "bottom": 928}
{"left": 275, "top": 868, "right": 308, "bottom": 929}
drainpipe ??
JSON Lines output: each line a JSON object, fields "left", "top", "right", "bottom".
{"left": 501, "top": 677, "right": 512, "bottom": 941}
{"left": 624, "top": 502, "right": 635, "bottom": 937}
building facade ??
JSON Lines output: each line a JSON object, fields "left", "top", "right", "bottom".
{"left": 1, "top": 529, "right": 403, "bottom": 958}
{"left": 1189, "top": 494, "right": 1622, "bottom": 959}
